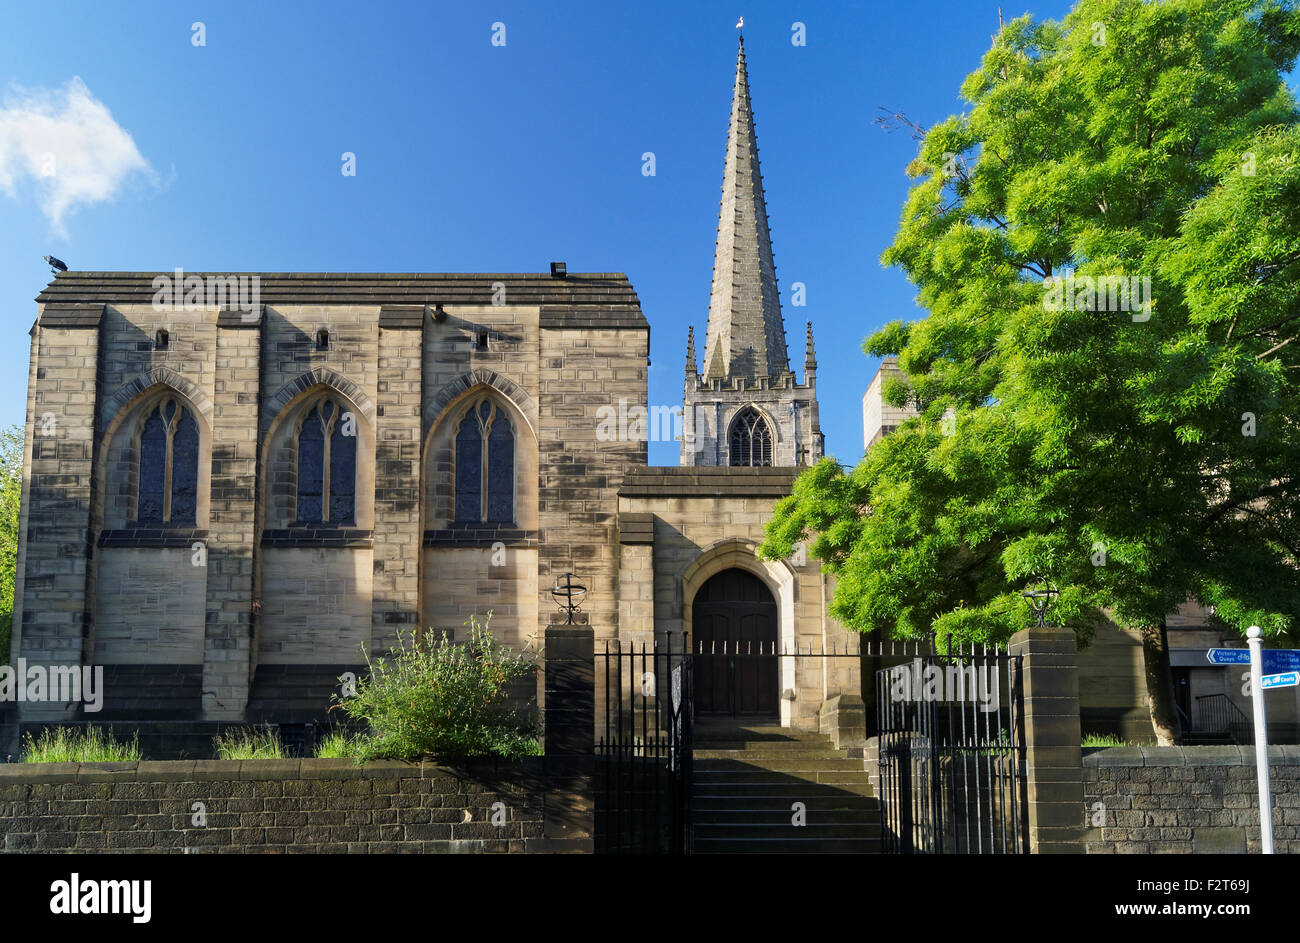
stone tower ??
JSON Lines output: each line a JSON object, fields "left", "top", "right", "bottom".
{"left": 682, "top": 35, "right": 822, "bottom": 467}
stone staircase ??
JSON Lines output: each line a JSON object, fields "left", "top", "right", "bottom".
{"left": 691, "top": 723, "right": 881, "bottom": 854}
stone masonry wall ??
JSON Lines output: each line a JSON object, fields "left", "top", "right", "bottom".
{"left": 1083, "top": 746, "right": 1300, "bottom": 853}
{"left": 14, "top": 277, "right": 648, "bottom": 748}
{"left": 682, "top": 377, "right": 820, "bottom": 468}
{"left": 0, "top": 757, "right": 582, "bottom": 853}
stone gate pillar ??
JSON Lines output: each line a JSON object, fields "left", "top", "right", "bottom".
{"left": 540, "top": 624, "right": 594, "bottom": 852}
{"left": 1009, "top": 625, "right": 1085, "bottom": 853}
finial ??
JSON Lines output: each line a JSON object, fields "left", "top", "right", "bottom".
{"left": 804, "top": 321, "right": 817, "bottom": 372}
{"left": 686, "top": 325, "right": 698, "bottom": 377}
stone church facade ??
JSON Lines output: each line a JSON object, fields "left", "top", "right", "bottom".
{"left": 5, "top": 37, "right": 861, "bottom": 753}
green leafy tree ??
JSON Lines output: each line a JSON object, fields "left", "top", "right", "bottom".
{"left": 760, "top": 0, "right": 1300, "bottom": 744}
{"left": 0, "top": 425, "right": 22, "bottom": 666}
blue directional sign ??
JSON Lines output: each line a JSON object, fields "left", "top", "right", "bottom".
{"left": 1262, "top": 651, "right": 1300, "bottom": 673}
{"left": 1206, "top": 649, "right": 1300, "bottom": 673}
{"left": 1207, "top": 648, "right": 1250, "bottom": 665}
{"left": 1263, "top": 672, "right": 1300, "bottom": 690}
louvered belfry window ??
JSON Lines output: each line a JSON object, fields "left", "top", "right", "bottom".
{"left": 729, "top": 407, "right": 772, "bottom": 467}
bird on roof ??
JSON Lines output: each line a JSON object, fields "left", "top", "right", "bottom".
{"left": 43, "top": 255, "right": 67, "bottom": 274}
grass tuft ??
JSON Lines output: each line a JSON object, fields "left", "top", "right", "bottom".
{"left": 213, "top": 727, "right": 286, "bottom": 760}
{"left": 1082, "top": 732, "right": 1129, "bottom": 748}
{"left": 22, "top": 726, "right": 141, "bottom": 762}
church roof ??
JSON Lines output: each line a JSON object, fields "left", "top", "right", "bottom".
{"left": 700, "top": 36, "right": 789, "bottom": 383}
{"left": 36, "top": 271, "right": 646, "bottom": 326}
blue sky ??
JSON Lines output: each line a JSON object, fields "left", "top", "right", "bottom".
{"left": 0, "top": 0, "right": 1076, "bottom": 465}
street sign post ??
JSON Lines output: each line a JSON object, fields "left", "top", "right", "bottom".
{"left": 1246, "top": 627, "right": 1274, "bottom": 854}
{"left": 1209, "top": 637, "right": 1300, "bottom": 852}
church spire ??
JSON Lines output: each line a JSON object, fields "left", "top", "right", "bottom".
{"left": 701, "top": 35, "right": 789, "bottom": 382}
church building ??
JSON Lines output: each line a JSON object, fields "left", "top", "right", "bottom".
{"left": 5, "top": 36, "right": 862, "bottom": 755}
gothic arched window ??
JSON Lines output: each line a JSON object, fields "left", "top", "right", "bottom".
{"left": 454, "top": 397, "right": 515, "bottom": 524}
{"left": 135, "top": 397, "right": 199, "bottom": 525}
{"left": 729, "top": 407, "right": 772, "bottom": 467}
{"left": 295, "top": 396, "right": 357, "bottom": 525}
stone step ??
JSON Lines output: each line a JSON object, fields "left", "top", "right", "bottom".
{"left": 694, "top": 822, "right": 880, "bottom": 840}
{"left": 693, "top": 768, "right": 874, "bottom": 786}
{"left": 693, "top": 747, "right": 853, "bottom": 759}
{"left": 694, "top": 743, "right": 840, "bottom": 754}
{"left": 693, "top": 795, "right": 880, "bottom": 813}
{"left": 693, "top": 781, "right": 876, "bottom": 799}
{"left": 693, "top": 725, "right": 832, "bottom": 744}
{"left": 692, "top": 837, "right": 880, "bottom": 854}
{"left": 689, "top": 724, "right": 880, "bottom": 853}
{"left": 694, "top": 756, "right": 863, "bottom": 771}
{"left": 691, "top": 806, "right": 883, "bottom": 822}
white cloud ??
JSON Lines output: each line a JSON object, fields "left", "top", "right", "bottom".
{"left": 0, "top": 76, "right": 153, "bottom": 237}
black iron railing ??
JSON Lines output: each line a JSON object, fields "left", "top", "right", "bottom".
{"left": 876, "top": 644, "right": 1028, "bottom": 854}
{"left": 595, "top": 635, "right": 693, "bottom": 854}
{"left": 1193, "top": 693, "right": 1254, "bottom": 745}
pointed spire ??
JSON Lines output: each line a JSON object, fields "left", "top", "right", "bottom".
{"left": 701, "top": 35, "right": 789, "bottom": 383}
{"left": 804, "top": 321, "right": 816, "bottom": 375}
{"left": 686, "top": 325, "right": 698, "bottom": 378}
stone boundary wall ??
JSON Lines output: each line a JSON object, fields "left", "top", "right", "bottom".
{"left": 1083, "top": 746, "right": 1300, "bottom": 854}
{"left": 0, "top": 756, "right": 589, "bottom": 854}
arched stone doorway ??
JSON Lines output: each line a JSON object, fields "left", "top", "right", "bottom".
{"left": 692, "top": 568, "right": 779, "bottom": 717}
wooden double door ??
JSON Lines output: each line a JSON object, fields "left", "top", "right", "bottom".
{"left": 691, "top": 568, "right": 779, "bottom": 717}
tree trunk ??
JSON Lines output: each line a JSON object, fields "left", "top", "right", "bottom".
{"left": 1139, "top": 619, "right": 1182, "bottom": 746}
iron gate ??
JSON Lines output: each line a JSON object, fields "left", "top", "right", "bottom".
{"left": 876, "top": 644, "right": 1028, "bottom": 854}
{"left": 595, "top": 636, "right": 693, "bottom": 854}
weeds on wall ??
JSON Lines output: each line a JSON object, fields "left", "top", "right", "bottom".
{"left": 329, "top": 612, "right": 540, "bottom": 762}
{"left": 213, "top": 727, "right": 287, "bottom": 760}
{"left": 21, "top": 726, "right": 141, "bottom": 762}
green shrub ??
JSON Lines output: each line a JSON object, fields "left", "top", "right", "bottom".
{"left": 1082, "top": 732, "right": 1129, "bottom": 748}
{"left": 333, "top": 612, "right": 539, "bottom": 762}
{"left": 214, "top": 727, "right": 285, "bottom": 760}
{"left": 313, "top": 729, "right": 364, "bottom": 759}
{"left": 22, "top": 726, "right": 141, "bottom": 762}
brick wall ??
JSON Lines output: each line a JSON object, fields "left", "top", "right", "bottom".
{"left": 0, "top": 757, "right": 586, "bottom": 853}
{"left": 1083, "top": 746, "right": 1300, "bottom": 853}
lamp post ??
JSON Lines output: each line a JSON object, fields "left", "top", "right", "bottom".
{"left": 551, "top": 572, "right": 587, "bottom": 625}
